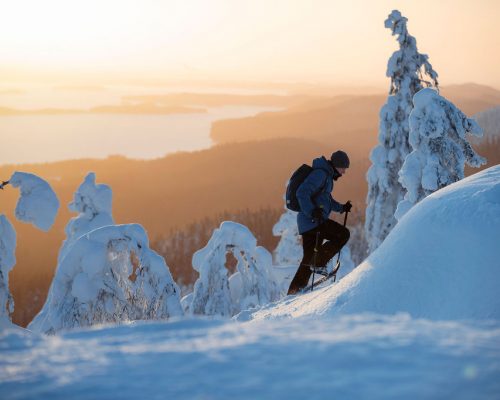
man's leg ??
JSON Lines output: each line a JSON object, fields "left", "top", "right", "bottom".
{"left": 315, "top": 219, "right": 350, "bottom": 267}
{"left": 287, "top": 229, "right": 318, "bottom": 295}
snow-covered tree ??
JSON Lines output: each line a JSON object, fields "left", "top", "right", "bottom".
{"left": 9, "top": 172, "right": 60, "bottom": 231}
{"left": 272, "top": 208, "right": 302, "bottom": 266}
{"left": 29, "top": 224, "right": 183, "bottom": 334}
{"left": 58, "top": 172, "right": 114, "bottom": 263}
{"left": 189, "top": 221, "right": 280, "bottom": 317}
{"left": 365, "top": 9, "right": 439, "bottom": 254}
{"left": 0, "top": 172, "right": 59, "bottom": 328}
{"left": 474, "top": 106, "right": 500, "bottom": 144}
{"left": 395, "top": 88, "right": 486, "bottom": 219}
{"left": 0, "top": 215, "right": 16, "bottom": 328}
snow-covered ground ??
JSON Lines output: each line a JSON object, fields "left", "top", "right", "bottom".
{"left": 1, "top": 315, "right": 499, "bottom": 400}
{"left": 1, "top": 166, "right": 499, "bottom": 399}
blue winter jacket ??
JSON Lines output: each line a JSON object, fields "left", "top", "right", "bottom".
{"left": 296, "top": 156, "right": 343, "bottom": 234}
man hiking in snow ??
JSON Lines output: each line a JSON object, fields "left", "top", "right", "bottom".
{"left": 287, "top": 150, "right": 352, "bottom": 295}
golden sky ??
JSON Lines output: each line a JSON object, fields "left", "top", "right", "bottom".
{"left": 1, "top": 0, "right": 499, "bottom": 88}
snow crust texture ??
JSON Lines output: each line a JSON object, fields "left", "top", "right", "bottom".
{"left": 2, "top": 315, "right": 499, "bottom": 399}
{"left": 9, "top": 172, "right": 60, "bottom": 231}
{"left": 253, "top": 166, "right": 500, "bottom": 321}
{"left": 29, "top": 224, "right": 182, "bottom": 334}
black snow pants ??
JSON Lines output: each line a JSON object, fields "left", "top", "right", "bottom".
{"left": 287, "top": 219, "right": 350, "bottom": 295}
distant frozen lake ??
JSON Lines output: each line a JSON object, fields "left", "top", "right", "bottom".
{"left": 0, "top": 106, "right": 280, "bottom": 165}
{"left": 0, "top": 85, "right": 284, "bottom": 165}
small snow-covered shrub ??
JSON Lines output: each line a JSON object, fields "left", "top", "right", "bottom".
{"left": 189, "top": 222, "right": 280, "bottom": 317}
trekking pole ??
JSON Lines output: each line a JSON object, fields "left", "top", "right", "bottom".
{"left": 310, "top": 231, "right": 321, "bottom": 291}
{"left": 332, "top": 209, "right": 350, "bottom": 283}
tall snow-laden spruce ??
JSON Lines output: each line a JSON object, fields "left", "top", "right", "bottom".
{"left": 189, "top": 221, "right": 280, "bottom": 317}
{"left": 365, "top": 10, "right": 438, "bottom": 253}
{"left": 395, "top": 88, "right": 486, "bottom": 219}
{"left": 29, "top": 224, "right": 183, "bottom": 334}
{"left": 58, "top": 172, "right": 114, "bottom": 264}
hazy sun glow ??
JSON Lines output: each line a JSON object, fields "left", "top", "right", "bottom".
{"left": 0, "top": 0, "right": 499, "bottom": 86}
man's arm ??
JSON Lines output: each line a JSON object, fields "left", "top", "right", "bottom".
{"left": 331, "top": 197, "right": 352, "bottom": 214}
{"left": 330, "top": 196, "right": 344, "bottom": 213}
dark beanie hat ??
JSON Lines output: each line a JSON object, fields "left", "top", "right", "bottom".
{"left": 330, "top": 150, "right": 350, "bottom": 168}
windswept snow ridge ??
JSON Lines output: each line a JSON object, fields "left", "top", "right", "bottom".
{"left": 252, "top": 166, "right": 500, "bottom": 321}
{"left": 9, "top": 172, "right": 59, "bottom": 231}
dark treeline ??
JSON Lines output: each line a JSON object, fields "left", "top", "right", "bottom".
{"left": 151, "top": 207, "right": 283, "bottom": 292}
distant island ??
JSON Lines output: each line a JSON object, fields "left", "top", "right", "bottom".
{"left": 122, "top": 93, "right": 312, "bottom": 108}
{"left": 0, "top": 103, "right": 206, "bottom": 116}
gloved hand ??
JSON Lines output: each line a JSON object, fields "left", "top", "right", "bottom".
{"left": 311, "top": 207, "right": 324, "bottom": 222}
{"left": 342, "top": 201, "right": 352, "bottom": 214}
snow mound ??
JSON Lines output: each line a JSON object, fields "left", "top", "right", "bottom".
{"left": 9, "top": 172, "right": 60, "bottom": 231}
{"left": 252, "top": 166, "right": 500, "bottom": 321}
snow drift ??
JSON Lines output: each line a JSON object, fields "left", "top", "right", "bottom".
{"left": 252, "top": 165, "right": 500, "bottom": 321}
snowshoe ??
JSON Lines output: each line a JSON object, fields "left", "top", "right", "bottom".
{"left": 307, "top": 265, "right": 329, "bottom": 276}
{"left": 301, "top": 260, "right": 342, "bottom": 293}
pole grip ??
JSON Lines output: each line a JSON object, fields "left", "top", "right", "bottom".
{"left": 343, "top": 209, "right": 349, "bottom": 227}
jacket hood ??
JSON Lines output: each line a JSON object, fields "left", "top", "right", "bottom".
{"left": 312, "top": 156, "right": 334, "bottom": 176}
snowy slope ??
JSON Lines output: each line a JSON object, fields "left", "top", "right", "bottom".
{"left": 252, "top": 165, "right": 500, "bottom": 321}
{"left": 1, "top": 316, "right": 499, "bottom": 400}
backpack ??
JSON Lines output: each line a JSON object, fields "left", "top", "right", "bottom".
{"left": 285, "top": 164, "right": 315, "bottom": 211}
